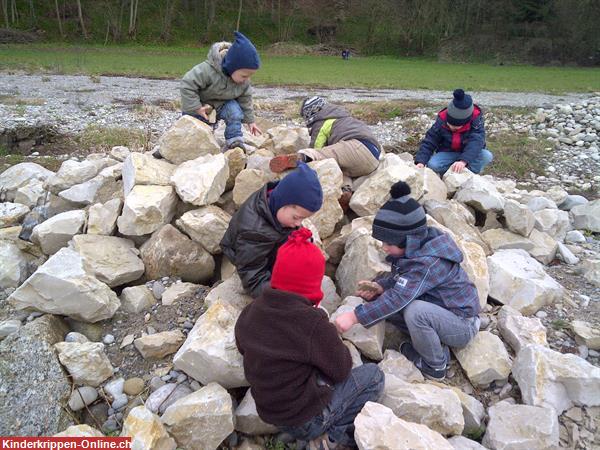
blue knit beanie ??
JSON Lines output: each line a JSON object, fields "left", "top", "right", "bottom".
{"left": 222, "top": 31, "right": 261, "bottom": 76}
{"left": 446, "top": 89, "right": 474, "bottom": 126}
{"left": 269, "top": 162, "right": 323, "bottom": 215}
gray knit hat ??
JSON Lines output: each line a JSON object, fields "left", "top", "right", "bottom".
{"left": 372, "top": 181, "right": 427, "bottom": 246}
{"left": 301, "top": 96, "right": 326, "bottom": 124}
{"left": 446, "top": 89, "right": 474, "bottom": 126}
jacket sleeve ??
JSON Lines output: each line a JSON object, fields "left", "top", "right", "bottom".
{"left": 355, "top": 258, "right": 441, "bottom": 327}
{"left": 309, "top": 316, "right": 352, "bottom": 383}
{"left": 180, "top": 65, "right": 208, "bottom": 114}
{"left": 460, "top": 114, "right": 486, "bottom": 165}
{"left": 237, "top": 83, "right": 255, "bottom": 123}
{"left": 415, "top": 120, "right": 442, "bottom": 165}
{"left": 308, "top": 122, "right": 323, "bottom": 147}
{"left": 233, "top": 231, "right": 279, "bottom": 298}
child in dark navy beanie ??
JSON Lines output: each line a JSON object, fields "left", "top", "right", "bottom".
{"left": 335, "top": 181, "right": 481, "bottom": 381}
{"left": 221, "top": 162, "right": 323, "bottom": 298}
{"left": 415, "top": 88, "right": 494, "bottom": 176}
{"left": 180, "top": 31, "right": 262, "bottom": 150}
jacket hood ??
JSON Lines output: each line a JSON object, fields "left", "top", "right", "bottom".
{"left": 206, "top": 41, "right": 232, "bottom": 70}
{"left": 313, "top": 103, "right": 351, "bottom": 122}
{"left": 404, "top": 226, "right": 464, "bottom": 263}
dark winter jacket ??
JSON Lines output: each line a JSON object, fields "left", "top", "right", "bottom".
{"left": 308, "top": 104, "right": 382, "bottom": 156}
{"left": 355, "top": 227, "right": 480, "bottom": 327}
{"left": 415, "top": 105, "right": 485, "bottom": 166}
{"left": 235, "top": 287, "right": 352, "bottom": 426}
{"left": 220, "top": 183, "right": 290, "bottom": 297}
{"left": 180, "top": 41, "right": 255, "bottom": 122}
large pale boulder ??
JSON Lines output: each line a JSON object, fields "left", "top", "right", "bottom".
{"left": 173, "top": 299, "right": 247, "bottom": 388}
{"left": 533, "top": 208, "right": 570, "bottom": 241}
{"left": 482, "top": 402, "right": 559, "bottom": 450}
{"left": 319, "top": 275, "right": 342, "bottom": 316}
{"left": 261, "top": 125, "right": 310, "bottom": 155}
{"left": 204, "top": 274, "right": 252, "bottom": 310}
{"left": 0, "top": 315, "right": 72, "bottom": 436}
{"left": 442, "top": 170, "right": 474, "bottom": 196}
{"left": 122, "top": 152, "right": 176, "bottom": 195}
{"left": 323, "top": 216, "right": 373, "bottom": 265}
{"left": 429, "top": 382, "right": 485, "bottom": 437}
{"left": 224, "top": 147, "right": 247, "bottom": 191}
{"left": 162, "top": 282, "right": 201, "bottom": 306}
{"left": 454, "top": 331, "right": 512, "bottom": 387}
{"left": 117, "top": 185, "right": 177, "bottom": 236}
{"left": 159, "top": 115, "right": 220, "bottom": 164}
{"left": 87, "top": 198, "right": 122, "bottom": 235}
{"left": 497, "top": 306, "right": 547, "bottom": 353}
{"left": 487, "top": 249, "right": 564, "bottom": 315}
{"left": 171, "top": 154, "right": 229, "bottom": 206}
{"left": 482, "top": 228, "right": 534, "bottom": 252}
{"left": 58, "top": 164, "right": 123, "bottom": 206}
{"left": 232, "top": 169, "right": 268, "bottom": 206}
{"left": 448, "top": 437, "right": 487, "bottom": 450}
{"left": 0, "top": 162, "right": 54, "bottom": 201}
{"left": 31, "top": 209, "right": 87, "bottom": 255}
{"left": 380, "top": 374, "right": 464, "bottom": 436}
{"left": 571, "top": 320, "right": 600, "bottom": 350}
{"left": 582, "top": 258, "right": 600, "bottom": 287}
{"left": 14, "top": 179, "right": 46, "bottom": 208}
{"left": 9, "top": 248, "right": 120, "bottom": 322}
{"left": 140, "top": 225, "right": 215, "bottom": 283}
{"left": 309, "top": 158, "right": 344, "bottom": 198}
{"left": 70, "top": 234, "right": 144, "bottom": 287}
{"left": 421, "top": 167, "right": 448, "bottom": 202}
{"left": 309, "top": 195, "right": 344, "bottom": 240}
{"left": 176, "top": 206, "right": 231, "bottom": 254}
{"left": 378, "top": 349, "right": 424, "bottom": 383}
{"left": 0, "top": 237, "right": 46, "bottom": 289}
{"left": 134, "top": 330, "right": 185, "bottom": 360}
{"left": 349, "top": 164, "right": 423, "bottom": 216}
{"left": 0, "top": 202, "right": 30, "bottom": 228}
{"left": 458, "top": 240, "right": 489, "bottom": 308}
{"left": 527, "top": 229, "right": 558, "bottom": 265}
{"left": 121, "top": 406, "right": 176, "bottom": 450}
{"left": 146, "top": 384, "right": 193, "bottom": 415}
{"left": 120, "top": 285, "right": 156, "bottom": 313}
{"left": 454, "top": 175, "right": 505, "bottom": 213}
{"left": 161, "top": 383, "right": 234, "bottom": 450}
{"left": 54, "top": 425, "right": 104, "bottom": 437}
{"left": 234, "top": 389, "right": 279, "bottom": 436}
{"left": 512, "top": 344, "right": 600, "bottom": 413}
{"left": 45, "top": 159, "right": 115, "bottom": 194}
{"left": 570, "top": 199, "right": 600, "bottom": 232}
{"left": 335, "top": 229, "right": 389, "bottom": 299}
{"left": 354, "top": 402, "right": 453, "bottom": 450}
{"left": 54, "top": 341, "right": 113, "bottom": 387}
{"left": 330, "top": 296, "right": 385, "bottom": 361}
{"left": 504, "top": 199, "right": 535, "bottom": 236}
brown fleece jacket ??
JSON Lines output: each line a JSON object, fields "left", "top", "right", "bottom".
{"left": 234, "top": 287, "right": 352, "bottom": 426}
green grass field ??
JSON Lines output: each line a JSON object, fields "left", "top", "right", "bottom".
{"left": 1, "top": 44, "right": 599, "bottom": 93}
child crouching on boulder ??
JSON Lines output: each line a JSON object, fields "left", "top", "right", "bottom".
{"left": 220, "top": 162, "right": 323, "bottom": 298}
{"left": 235, "top": 227, "right": 384, "bottom": 448}
{"left": 180, "top": 31, "right": 262, "bottom": 150}
{"left": 334, "top": 181, "right": 481, "bottom": 380}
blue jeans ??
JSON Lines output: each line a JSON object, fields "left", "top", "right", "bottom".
{"left": 280, "top": 364, "right": 384, "bottom": 447}
{"left": 388, "top": 300, "right": 480, "bottom": 369}
{"left": 427, "top": 149, "right": 493, "bottom": 175}
{"left": 182, "top": 99, "right": 244, "bottom": 145}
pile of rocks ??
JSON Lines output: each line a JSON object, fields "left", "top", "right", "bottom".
{"left": 0, "top": 115, "right": 599, "bottom": 449}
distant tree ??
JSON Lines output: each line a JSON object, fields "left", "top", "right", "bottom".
{"left": 76, "top": 0, "right": 88, "bottom": 39}
{"left": 54, "top": 0, "right": 64, "bottom": 37}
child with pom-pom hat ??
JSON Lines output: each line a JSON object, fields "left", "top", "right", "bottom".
{"left": 334, "top": 181, "right": 481, "bottom": 380}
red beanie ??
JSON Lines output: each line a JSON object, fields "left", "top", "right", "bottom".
{"left": 271, "top": 227, "right": 325, "bottom": 305}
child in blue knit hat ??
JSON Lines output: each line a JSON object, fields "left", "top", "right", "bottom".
{"left": 220, "top": 162, "right": 324, "bottom": 298}
{"left": 180, "top": 31, "right": 262, "bottom": 150}
{"left": 415, "top": 89, "right": 494, "bottom": 176}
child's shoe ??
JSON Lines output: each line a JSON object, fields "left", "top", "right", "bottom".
{"left": 269, "top": 153, "right": 301, "bottom": 173}
{"left": 338, "top": 187, "right": 353, "bottom": 213}
{"left": 227, "top": 140, "right": 246, "bottom": 151}
{"left": 400, "top": 342, "right": 447, "bottom": 381}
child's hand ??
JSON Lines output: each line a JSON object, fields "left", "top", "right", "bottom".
{"left": 451, "top": 160, "right": 467, "bottom": 173}
{"left": 334, "top": 311, "right": 358, "bottom": 333}
{"left": 356, "top": 280, "right": 383, "bottom": 301}
{"left": 415, "top": 163, "right": 425, "bottom": 169}
{"left": 195, "top": 105, "right": 211, "bottom": 120}
{"left": 248, "top": 123, "right": 262, "bottom": 136}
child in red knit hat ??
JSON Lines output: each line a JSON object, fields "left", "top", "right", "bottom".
{"left": 235, "top": 228, "right": 383, "bottom": 449}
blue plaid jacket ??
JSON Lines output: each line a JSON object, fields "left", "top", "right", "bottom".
{"left": 355, "top": 227, "right": 480, "bottom": 327}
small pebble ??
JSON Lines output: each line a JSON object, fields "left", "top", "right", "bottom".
{"left": 103, "top": 334, "right": 115, "bottom": 345}
{"left": 536, "top": 311, "right": 548, "bottom": 319}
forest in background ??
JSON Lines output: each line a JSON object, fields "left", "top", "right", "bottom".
{"left": 1, "top": 0, "right": 599, "bottom": 65}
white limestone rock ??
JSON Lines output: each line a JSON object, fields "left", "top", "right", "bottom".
{"left": 45, "top": 158, "right": 115, "bottom": 194}
{"left": 87, "top": 198, "right": 122, "bottom": 235}
{"left": 503, "top": 199, "right": 535, "bottom": 237}
{"left": 14, "top": 179, "right": 46, "bottom": 208}
{"left": 482, "top": 228, "right": 534, "bottom": 252}
{"left": 171, "top": 154, "right": 229, "bottom": 206}
{"left": 261, "top": 125, "right": 310, "bottom": 155}
{"left": 122, "top": 152, "right": 176, "bottom": 195}
{"left": 232, "top": 168, "right": 269, "bottom": 207}
{"left": 121, "top": 405, "right": 176, "bottom": 450}
{"left": 448, "top": 436, "right": 487, "bottom": 450}
{"left": 527, "top": 229, "right": 558, "bottom": 265}
{"left": 319, "top": 275, "right": 342, "bottom": 316}
{"left": 159, "top": 115, "right": 220, "bottom": 164}
{"left": 0, "top": 162, "right": 54, "bottom": 201}
{"left": 162, "top": 282, "right": 201, "bottom": 306}
{"left": 31, "top": 209, "right": 87, "bottom": 255}
{"left": 224, "top": 147, "right": 247, "bottom": 191}
{"left": 421, "top": 167, "right": 448, "bottom": 202}
{"left": 533, "top": 208, "right": 570, "bottom": 241}
{"left": 482, "top": 402, "right": 559, "bottom": 450}
{"left": 54, "top": 341, "right": 113, "bottom": 387}
{"left": 497, "top": 305, "right": 547, "bottom": 353}
{"left": 0, "top": 202, "right": 30, "bottom": 228}
{"left": 377, "top": 349, "right": 424, "bottom": 383}
{"left": 9, "top": 248, "right": 120, "bottom": 323}
{"left": 454, "top": 175, "right": 505, "bottom": 213}
{"left": 442, "top": 170, "right": 474, "bottom": 196}
{"left": 0, "top": 237, "right": 46, "bottom": 289}
{"left": 582, "top": 258, "right": 600, "bottom": 287}
{"left": 134, "top": 330, "right": 185, "bottom": 360}
{"left": 176, "top": 205, "right": 231, "bottom": 254}
{"left": 487, "top": 249, "right": 564, "bottom": 315}
{"left": 570, "top": 199, "right": 600, "bottom": 232}
{"left": 117, "top": 185, "right": 177, "bottom": 236}
{"left": 571, "top": 320, "right": 600, "bottom": 350}
{"left": 512, "top": 344, "right": 600, "bottom": 414}
{"left": 120, "top": 285, "right": 156, "bottom": 313}
{"left": 454, "top": 331, "right": 512, "bottom": 387}
{"left": 58, "top": 164, "right": 123, "bottom": 206}
{"left": 234, "top": 389, "right": 279, "bottom": 435}
{"left": 354, "top": 402, "right": 453, "bottom": 450}
{"left": 54, "top": 424, "right": 104, "bottom": 437}
{"left": 204, "top": 274, "right": 252, "bottom": 310}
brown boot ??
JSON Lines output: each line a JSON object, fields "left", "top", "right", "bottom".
{"left": 269, "top": 153, "right": 300, "bottom": 173}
